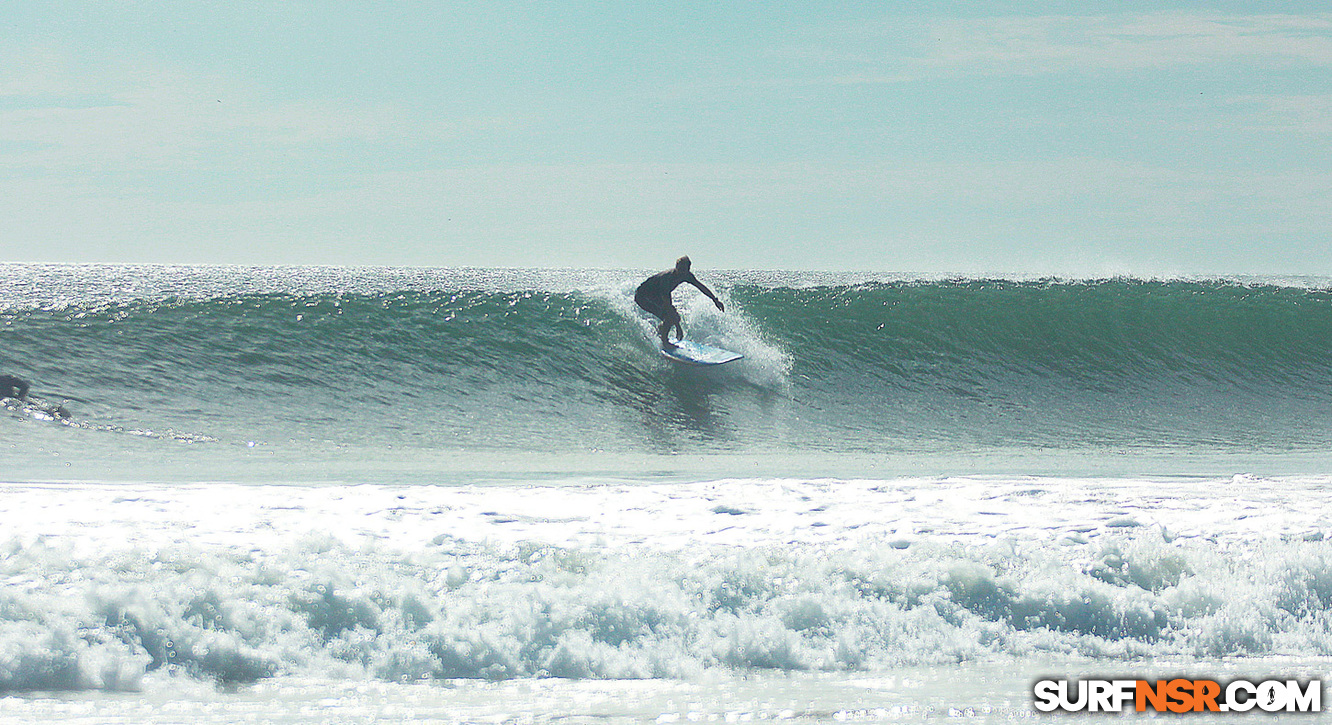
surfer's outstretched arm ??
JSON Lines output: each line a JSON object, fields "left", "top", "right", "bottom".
{"left": 687, "top": 277, "right": 724, "bottom": 311}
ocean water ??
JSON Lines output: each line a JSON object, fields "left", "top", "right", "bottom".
{"left": 2, "top": 264, "right": 1332, "bottom": 722}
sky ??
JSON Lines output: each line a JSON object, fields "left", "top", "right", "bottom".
{"left": 1, "top": 2, "right": 1329, "bottom": 274}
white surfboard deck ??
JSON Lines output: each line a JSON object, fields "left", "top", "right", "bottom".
{"left": 659, "top": 340, "right": 743, "bottom": 366}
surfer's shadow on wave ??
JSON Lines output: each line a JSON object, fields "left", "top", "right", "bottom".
{"left": 599, "top": 361, "right": 734, "bottom": 447}
{"left": 613, "top": 353, "right": 792, "bottom": 451}
{"left": 662, "top": 367, "right": 736, "bottom": 440}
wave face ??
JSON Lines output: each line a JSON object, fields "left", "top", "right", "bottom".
{"left": 753, "top": 278, "right": 1332, "bottom": 453}
{"left": 5, "top": 266, "right": 1332, "bottom": 464}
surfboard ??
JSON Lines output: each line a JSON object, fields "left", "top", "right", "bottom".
{"left": 659, "top": 340, "right": 743, "bottom": 366}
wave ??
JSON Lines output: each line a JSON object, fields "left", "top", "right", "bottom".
{"left": 3, "top": 527, "right": 1330, "bottom": 691}
{"left": 5, "top": 272, "right": 1332, "bottom": 456}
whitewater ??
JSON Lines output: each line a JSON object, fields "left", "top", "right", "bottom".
{"left": 2, "top": 264, "right": 1331, "bottom": 723}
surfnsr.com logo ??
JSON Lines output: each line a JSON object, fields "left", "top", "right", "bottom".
{"left": 1032, "top": 678, "right": 1321, "bottom": 713}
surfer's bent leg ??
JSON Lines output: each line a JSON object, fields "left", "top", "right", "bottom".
{"left": 661, "top": 306, "right": 682, "bottom": 347}
{"left": 637, "top": 293, "right": 679, "bottom": 348}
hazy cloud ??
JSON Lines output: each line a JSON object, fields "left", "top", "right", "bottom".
{"left": 0, "top": 48, "right": 472, "bottom": 172}
{"left": 831, "top": 11, "right": 1332, "bottom": 83}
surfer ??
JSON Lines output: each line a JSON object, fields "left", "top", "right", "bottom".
{"left": 0, "top": 375, "right": 29, "bottom": 400}
{"left": 0, "top": 375, "right": 72, "bottom": 419}
{"left": 635, "top": 256, "right": 724, "bottom": 349}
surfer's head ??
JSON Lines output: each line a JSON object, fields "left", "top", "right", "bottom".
{"left": 675, "top": 256, "right": 692, "bottom": 272}
{"left": 0, "top": 374, "right": 28, "bottom": 400}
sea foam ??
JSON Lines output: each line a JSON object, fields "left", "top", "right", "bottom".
{"left": 2, "top": 476, "right": 1330, "bottom": 692}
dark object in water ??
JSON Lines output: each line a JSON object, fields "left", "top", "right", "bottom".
{"left": 0, "top": 375, "right": 29, "bottom": 400}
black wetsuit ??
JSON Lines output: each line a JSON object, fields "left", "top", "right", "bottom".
{"left": 0, "top": 375, "right": 29, "bottom": 400}
{"left": 634, "top": 269, "right": 696, "bottom": 319}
